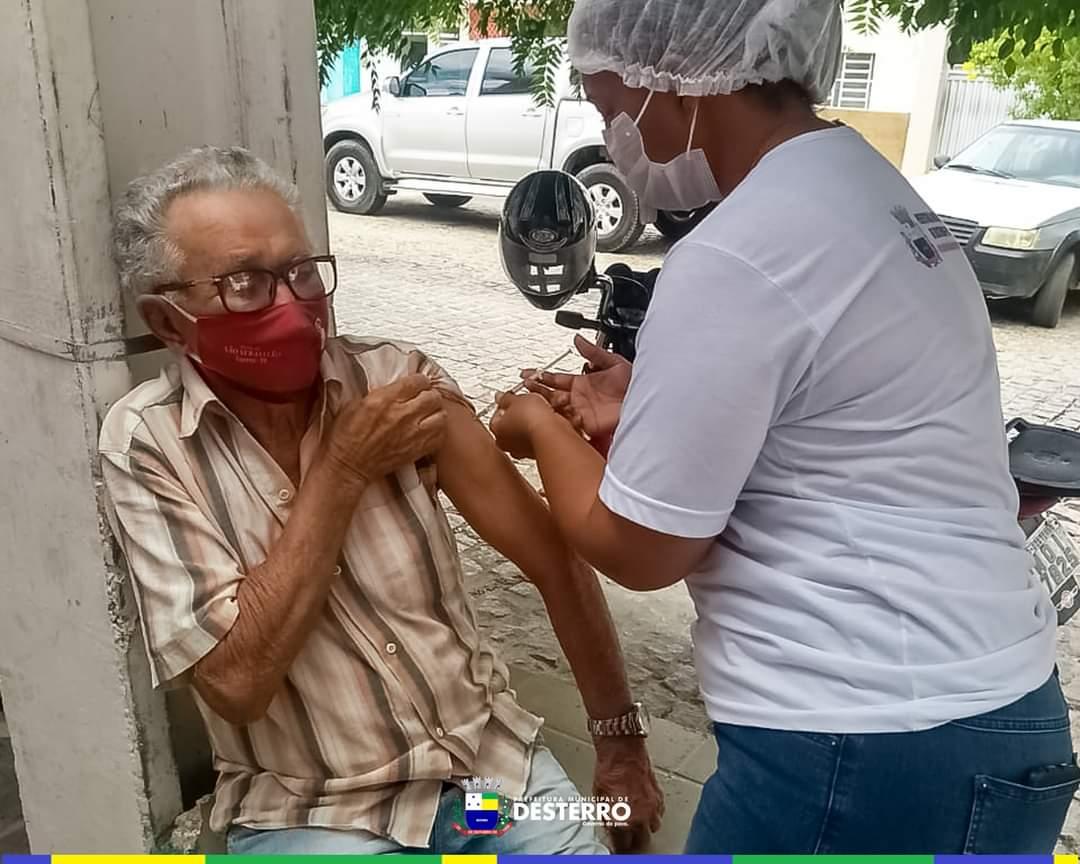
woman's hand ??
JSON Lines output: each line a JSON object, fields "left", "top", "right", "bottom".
{"left": 522, "top": 335, "right": 631, "bottom": 440}
{"left": 489, "top": 392, "right": 557, "bottom": 460}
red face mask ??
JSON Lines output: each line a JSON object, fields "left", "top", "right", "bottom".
{"left": 174, "top": 299, "right": 328, "bottom": 402}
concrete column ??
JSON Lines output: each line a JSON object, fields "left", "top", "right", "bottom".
{"left": 0, "top": 0, "right": 325, "bottom": 851}
{"left": 900, "top": 26, "right": 951, "bottom": 178}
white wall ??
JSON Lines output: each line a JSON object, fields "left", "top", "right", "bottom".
{"left": 836, "top": 16, "right": 951, "bottom": 175}
{"left": 841, "top": 18, "right": 949, "bottom": 115}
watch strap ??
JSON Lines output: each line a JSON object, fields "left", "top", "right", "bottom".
{"left": 587, "top": 702, "right": 648, "bottom": 737}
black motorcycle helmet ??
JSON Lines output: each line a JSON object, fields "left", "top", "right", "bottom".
{"left": 499, "top": 170, "right": 597, "bottom": 311}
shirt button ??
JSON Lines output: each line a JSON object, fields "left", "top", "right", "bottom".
{"left": 385, "top": 642, "right": 397, "bottom": 655}
{"left": 277, "top": 489, "right": 292, "bottom": 504}
{"left": 435, "top": 727, "right": 445, "bottom": 738}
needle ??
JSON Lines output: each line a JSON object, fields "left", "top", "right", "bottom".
{"left": 479, "top": 349, "right": 573, "bottom": 420}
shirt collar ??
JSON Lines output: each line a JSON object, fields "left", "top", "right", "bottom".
{"left": 178, "top": 356, "right": 223, "bottom": 439}
{"left": 177, "top": 348, "right": 346, "bottom": 439}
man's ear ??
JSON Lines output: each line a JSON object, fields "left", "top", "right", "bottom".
{"left": 135, "top": 294, "right": 193, "bottom": 352}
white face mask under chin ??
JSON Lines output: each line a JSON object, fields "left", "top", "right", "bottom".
{"left": 602, "top": 91, "right": 723, "bottom": 213}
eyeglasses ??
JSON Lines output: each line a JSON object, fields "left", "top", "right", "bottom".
{"left": 156, "top": 255, "right": 338, "bottom": 313}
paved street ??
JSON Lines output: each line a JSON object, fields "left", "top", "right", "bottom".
{"left": 331, "top": 193, "right": 1080, "bottom": 845}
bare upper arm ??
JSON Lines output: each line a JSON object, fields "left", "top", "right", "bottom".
{"left": 436, "top": 401, "right": 567, "bottom": 575}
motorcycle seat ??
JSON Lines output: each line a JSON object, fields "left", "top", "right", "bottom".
{"left": 1008, "top": 418, "right": 1080, "bottom": 498}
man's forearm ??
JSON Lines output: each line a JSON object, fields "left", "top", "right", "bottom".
{"left": 529, "top": 550, "right": 636, "bottom": 721}
{"left": 193, "top": 455, "right": 364, "bottom": 722}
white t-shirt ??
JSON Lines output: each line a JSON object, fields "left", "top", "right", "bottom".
{"left": 599, "top": 126, "right": 1056, "bottom": 734}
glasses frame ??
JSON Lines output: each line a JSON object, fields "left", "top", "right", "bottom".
{"left": 155, "top": 254, "right": 338, "bottom": 313}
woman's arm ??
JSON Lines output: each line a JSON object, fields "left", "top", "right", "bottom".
{"left": 493, "top": 241, "right": 819, "bottom": 590}
{"left": 491, "top": 395, "right": 713, "bottom": 591}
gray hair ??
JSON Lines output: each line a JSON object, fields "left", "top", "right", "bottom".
{"left": 112, "top": 145, "right": 301, "bottom": 296}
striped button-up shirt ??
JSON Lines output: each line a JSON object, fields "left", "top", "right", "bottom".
{"left": 99, "top": 336, "right": 542, "bottom": 846}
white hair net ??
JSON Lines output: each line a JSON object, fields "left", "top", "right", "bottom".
{"left": 567, "top": 0, "right": 843, "bottom": 102}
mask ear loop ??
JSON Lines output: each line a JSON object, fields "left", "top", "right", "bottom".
{"left": 686, "top": 99, "right": 700, "bottom": 155}
{"left": 162, "top": 295, "right": 197, "bottom": 325}
{"left": 634, "top": 90, "right": 655, "bottom": 125}
{"left": 156, "top": 295, "right": 206, "bottom": 363}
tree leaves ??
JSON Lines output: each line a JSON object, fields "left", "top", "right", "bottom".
{"left": 914, "top": 0, "right": 950, "bottom": 30}
{"left": 848, "top": 0, "right": 883, "bottom": 36}
{"left": 313, "top": 0, "right": 1080, "bottom": 106}
{"left": 313, "top": 0, "right": 464, "bottom": 87}
{"left": 968, "top": 30, "right": 1080, "bottom": 120}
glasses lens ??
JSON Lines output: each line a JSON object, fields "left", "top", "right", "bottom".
{"left": 288, "top": 258, "right": 337, "bottom": 300}
{"left": 221, "top": 270, "right": 274, "bottom": 312}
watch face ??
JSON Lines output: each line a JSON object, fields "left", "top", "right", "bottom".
{"left": 634, "top": 702, "right": 651, "bottom": 735}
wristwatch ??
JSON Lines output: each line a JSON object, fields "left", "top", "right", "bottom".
{"left": 587, "top": 701, "right": 651, "bottom": 737}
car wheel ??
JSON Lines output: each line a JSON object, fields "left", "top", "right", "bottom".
{"left": 326, "top": 140, "right": 388, "bottom": 215}
{"left": 654, "top": 203, "right": 718, "bottom": 241}
{"left": 1031, "top": 253, "right": 1076, "bottom": 329}
{"left": 424, "top": 194, "right": 472, "bottom": 208}
{"left": 577, "top": 163, "right": 645, "bottom": 253}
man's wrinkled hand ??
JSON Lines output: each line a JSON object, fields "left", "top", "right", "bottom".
{"left": 592, "top": 736, "right": 664, "bottom": 853}
{"left": 325, "top": 374, "right": 447, "bottom": 488}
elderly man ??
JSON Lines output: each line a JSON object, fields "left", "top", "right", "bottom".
{"left": 99, "top": 146, "right": 662, "bottom": 855}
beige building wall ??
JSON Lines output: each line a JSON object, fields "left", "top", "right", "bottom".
{"left": 820, "top": 107, "right": 913, "bottom": 168}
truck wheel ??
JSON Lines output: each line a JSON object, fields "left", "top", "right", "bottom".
{"left": 1031, "top": 253, "right": 1075, "bottom": 329}
{"left": 654, "top": 204, "right": 718, "bottom": 241}
{"left": 326, "top": 140, "right": 388, "bottom": 215}
{"left": 424, "top": 194, "right": 472, "bottom": 208}
{"left": 577, "top": 164, "right": 645, "bottom": 253}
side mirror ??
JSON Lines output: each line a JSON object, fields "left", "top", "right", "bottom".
{"left": 933, "top": 154, "right": 950, "bottom": 169}
{"left": 387, "top": 76, "right": 401, "bottom": 98}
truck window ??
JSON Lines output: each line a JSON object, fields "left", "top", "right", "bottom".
{"left": 480, "top": 47, "right": 536, "bottom": 96}
{"left": 402, "top": 49, "right": 478, "bottom": 98}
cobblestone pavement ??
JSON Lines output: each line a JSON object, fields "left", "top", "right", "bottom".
{"left": 337, "top": 192, "right": 1080, "bottom": 840}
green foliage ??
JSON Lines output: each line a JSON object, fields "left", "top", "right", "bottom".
{"left": 313, "top": 0, "right": 463, "bottom": 87}
{"left": 314, "top": 0, "right": 1079, "bottom": 104}
{"left": 966, "top": 31, "right": 1080, "bottom": 120}
{"left": 473, "top": 0, "right": 574, "bottom": 104}
{"left": 847, "top": 0, "right": 883, "bottom": 35}
{"left": 843, "top": 0, "right": 1076, "bottom": 65}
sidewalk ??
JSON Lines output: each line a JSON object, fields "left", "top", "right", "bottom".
{"left": 509, "top": 667, "right": 712, "bottom": 854}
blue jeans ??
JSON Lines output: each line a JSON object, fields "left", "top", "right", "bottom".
{"left": 686, "top": 673, "right": 1078, "bottom": 854}
{"left": 227, "top": 745, "right": 608, "bottom": 855}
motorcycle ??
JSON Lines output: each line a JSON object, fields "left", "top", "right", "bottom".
{"left": 551, "top": 262, "right": 657, "bottom": 364}
{"left": 1008, "top": 419, "right": 1080, "bottom": 624}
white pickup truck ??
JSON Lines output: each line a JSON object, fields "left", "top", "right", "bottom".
{"left": 320, "top": 38, "right": 709, "bottom": 251}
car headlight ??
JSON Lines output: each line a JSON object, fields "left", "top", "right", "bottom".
{"left": 982, "top": 227, "right": 1040, "bottom": 250}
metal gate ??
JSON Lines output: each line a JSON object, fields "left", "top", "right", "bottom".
{"left": 932, "top": 68, "right": 1019, "bottom": 159}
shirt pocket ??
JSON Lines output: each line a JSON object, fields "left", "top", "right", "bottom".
{"left": 963, "top": 767, "right": 1080, "bottom": 853}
